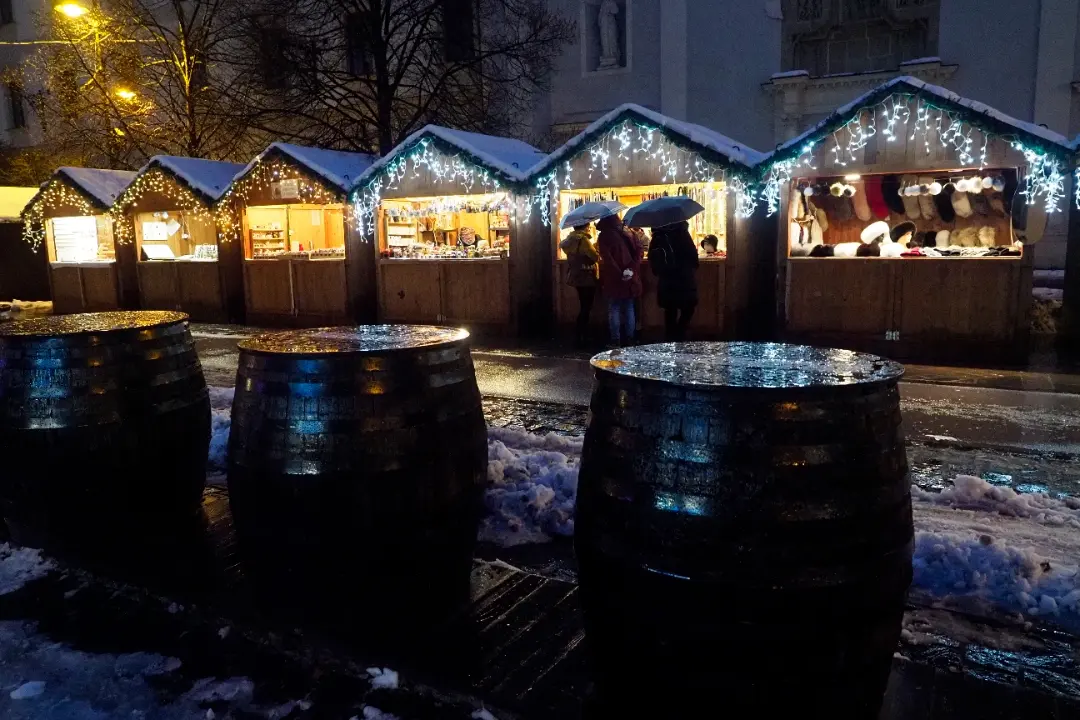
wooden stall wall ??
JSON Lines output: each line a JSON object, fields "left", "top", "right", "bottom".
{"left": 775, "top": 124, "right": 1034, "bottom": 362}
{"left": 344, "top": 205, "right": 378, "bottom": 323}
{"left": 0, "top": 223, "right": 49, "bottom": 301}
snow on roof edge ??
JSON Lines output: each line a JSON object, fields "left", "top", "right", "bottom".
{"left": 148, "top": 156, "right": 245, "bottom": 202}
{"left": 232, "top": 142, "right": 375, "bottom": 194}
{"left": 529, "top": 103, "right": 765, "bottom": 181}
{"left": 54, "top": 167, "right": 137, "bottom": 209}
{"left": 763, "top": 76, "right": 1071, "bottom": 168}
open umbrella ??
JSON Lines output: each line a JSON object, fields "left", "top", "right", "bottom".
{"left": 623, "top": 196, "right": 705, "bottom": 228}
{"left": 559, "top": 200, "right": 627, "bottom": 230}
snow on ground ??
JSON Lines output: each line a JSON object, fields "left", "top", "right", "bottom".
{"left": 0, "top": 620, "right": 309, "bottom": 719}
{"left": 206, "top": 386, "right": 234, "bottom": 484}
{"left": 0, "top": 545, "right": 54, "bottom": 596}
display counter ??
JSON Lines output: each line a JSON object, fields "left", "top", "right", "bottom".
{"left": 49, "top": 261, "right": 121, "bottom": 314}
{"left": 378, "top": 256, "right": 510, "bottom": 326}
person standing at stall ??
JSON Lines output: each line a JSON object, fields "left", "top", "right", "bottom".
{"left": 648, "top": 220, "right": 699, "bottom": 341}
{"left": 560, "top": 223, "right": 599, "bottom": 346}
{"left": 597, "top": 214, "right": 642, "bottom": 347}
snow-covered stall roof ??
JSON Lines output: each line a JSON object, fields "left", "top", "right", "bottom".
{"left": 529, "top": 103, "right": 766, "bottom": 180}
{"left": 761, "top": 76, "right": 1073, "bottom": 169}
{"left": 235, "top": 142, "right": 376, "bottom": 194}
{"left": 352, "top": 125, "right": 547, "bottom": 190}
{"left": 143, "top": 156, "right": 245, "bottom": 203}
{"left": 52, "top": 167, "right": 137, "bottom": 209}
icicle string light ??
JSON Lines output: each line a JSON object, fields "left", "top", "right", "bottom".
{"left": 216, "top": 156, "right": 341, "bottom": 243}
{"left": 110, "top": 167, "right": 216, "bottom": 245}
{"left": 530, "top": 117, "right": 759, "bottom": 224}
{"left": 352, "top": 137, "right": 518, "bottom": 238}
{"left": 1074, "top": 168, "right": 1080, "bottom": 211}
{"left": 22, "top": 180, "right": 101, "bottom": 251}
{"left": 759, "top": 91, "right": 1071, "bottom": 216}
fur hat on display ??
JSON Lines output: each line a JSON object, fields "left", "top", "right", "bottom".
{"left": 880, "top": 242, "right": 903, "bottom": 258}
{"left": 969, "top": 192, "right": 991, "bottom": 216}
{"left": 935, "top": 230, "right": 951, "bottom": 248}
{"left": 834, "top": 194, "right": 854, "bottom": 222}
{"left": 809, "top": 244, "right": 834, "bottom": 257}
{"left": 954, "top": 227, "right": 979, "bottom": 247}
{"left": 951, "top": 189, "right": 974, "bottom": 218}
{"left": 978, "top": 226, "right": 997, "bottom": 247}
{"left": 890, "top": 221, "right": 917, "bottom": 245}
{"left": 809, "top": 200, "right": 828, "bottom": 232}
{"left": 881, "top": 175, "right": 906, "bottom": 216}
{"left": 917, "top": 175, "right": 937, "bottom": 220}
{"left": 989, "top": 194, "right": 1006, "bottom": 216}
{"left": 860, "top": 220, "right": 891, "bottom": 245}
{"left": 834, "top": 242, "right": 861, "bottom": 258}
{"left": 852, "top": 180, "right": 872, "bottom": 221}
{"left": 900, "top": 175, "right": 922, "bottom": 219}
{"left": 856, "top": 241, "right": 881, "bottom": 257}
{"left": 934, "top": 184, "right": 957, "bottom": 222}
{"left": 864, "top": 176, "right": 890, "bottom": 219}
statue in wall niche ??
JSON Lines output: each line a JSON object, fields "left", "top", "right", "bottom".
{"left": 597, "top": 0, "right": 621, "bottom": 70}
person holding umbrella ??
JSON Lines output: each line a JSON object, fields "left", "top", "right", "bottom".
{"left": 559, "top": 222, "right": 599, "bottom": 346}
{"left": 624, "top": 195, "right": 705, "bottom": 342}
{"left": 596, "top": 213, "right": 642, "bottom": 347}
{"left": 648, "top": 220, "right": 699, "bottom": 341}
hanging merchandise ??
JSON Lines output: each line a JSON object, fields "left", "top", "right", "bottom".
{"left": 900, "top": 175, "right": 921, "bottom": 220}
{"left": 951, "top": 189, "right": 974, "bottom": 218}
{"left": 917, "top": 176, "right": 936, "bottom": 220}
{"left": 852, "top": 180, "right": 871, "bottom": 221}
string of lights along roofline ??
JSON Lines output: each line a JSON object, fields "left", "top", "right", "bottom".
{"left": 353, "top": 137, "right": 527, "bottom": 239}
{"left": 528, "top": 117, "right": 759, "bottom": 226}
{"left": 22, "top": 181, "right": 99, "bottom": 251}
{"left": 759, "top": 92, "right": 1070, "bottom": 218}
{"left": 216, "top": 156, "right": 341, "bottom": 243}
{"left": 109, "top": 168, "right": 215, "bottom": 245}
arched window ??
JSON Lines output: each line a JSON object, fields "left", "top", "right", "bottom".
{"left": 782, "top": 0, "right": 939, "bottom": 76}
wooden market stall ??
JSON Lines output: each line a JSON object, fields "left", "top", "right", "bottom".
{"left": 22, "top": 167, "right": 137, "bottom": 314}
{"left": 351, "top": 125, "right": 547, "bottom": 335}
{"left": 0, "top": 187, "right": 49, "bottom": 302}
{"left": 759, "top": 76, "right": 1073, "bottom": 362}
{"left": 529, "top": 103, "right": 768, "bottom": 340}
{"left": 220, "top": 143, "right": 374, "bottom": 326}
{"left": 112, "top": 156, "right": 244, "bottom": 322}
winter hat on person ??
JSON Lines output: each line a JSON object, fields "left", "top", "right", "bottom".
{"left": 978, "top": 226, "right": 997, "bottom": 247}
{"left": 900, "top": 175, "right": 922, "bottom": 219}
{"left": 951, "top": 188, "right": 974, "bottom": 218}
{"left": 917, "top": 175, "right": 937, "bottom": 220}
{"left": 860, "top": 220, "right": 890, "bottom": 244}
{"left": 935, "top": 230, "right": 951, "bottom": 248}
{"left": 954, "top": 226, "right": 979, "bottom": 247}
{"left": 934, "top": 184, "right": 957, "bottom": 222}
{"left": 890, "top": 221, "right": 917, "bottom": 245}
{"left": 851, "top": 180, "right": 871, "bottom": 221}
{"left": 865, "top": 176, "right": 891, "bottom": 219}
{"left": 881, "top": 175, "right": 906, "bottom": 216}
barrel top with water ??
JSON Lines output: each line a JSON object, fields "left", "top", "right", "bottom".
{"left": 237, "top": 325, "right": 470, "bottom": 356}
{"left": 0, "top": 310, "right": 189, "bottom": 337}
{"left": 590, "top": 341, "right": 904, "bottom": 390}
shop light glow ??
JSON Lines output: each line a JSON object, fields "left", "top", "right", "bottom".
{"left": 111, "top": 167, "right": 215, "bottom": 245}
{"left": 217, "top": 157, "right": 341, "bottom": 243}
{"left": 22, "top": 180, "right": 98, "bottom": 251}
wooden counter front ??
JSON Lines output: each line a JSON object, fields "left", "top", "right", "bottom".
{"left": 377, "top": 258, "right": 511, "bottom": 329}
{"left": 554, "top": 257, "right": 727, "bottom": 337}
{"left": 137, "top": 261, "right": 226, "bottom": 322}
{"left": 49, "top": 263, "right": 121, "bottom": 314}
{"left": 244, "top": 258, "right": 349, "bottom": 326}
{"left": 783, "top": 256, "right": 1031, "bottom": 360}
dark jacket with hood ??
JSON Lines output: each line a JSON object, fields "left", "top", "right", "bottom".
{"left": 596, "top": 215, "right": 643, "bottom": 301}
{"left": 647, "top": 221, "right": 699, "bottom": 308}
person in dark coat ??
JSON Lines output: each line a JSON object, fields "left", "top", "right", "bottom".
{"left": 648, "top": 221, "right": 699, "bottom": 341}
{"left": 596, "top": 213, "right": 642, "bottom": 346}
{"left": 559, "top": 223, "right": 599, "bottom": 345}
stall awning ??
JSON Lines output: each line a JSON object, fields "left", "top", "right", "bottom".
{"left": 233, "top": 143, "right": 376, "bottom": 195}
{"left": 0, "top": 187, "right": 38, "bottom": 223}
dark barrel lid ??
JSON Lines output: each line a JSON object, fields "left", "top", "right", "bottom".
{"left": 238, "top": 325, "right": 470, "bottom": 355}
{"left": 0, "top": 311, "right": 189, "bottom": 337}
{"left": 591, "top": 341, "right": 904, "bottom": 389}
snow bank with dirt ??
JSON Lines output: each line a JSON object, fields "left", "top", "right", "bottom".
{"left": 0, "top": 545, "right": 53, "bottom": 596}
{"left": 912, "top": 474, "right": 1080, "bottom": 529}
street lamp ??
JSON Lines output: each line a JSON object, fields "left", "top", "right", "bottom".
{"left": 54, "top": 3, "right": 90, "bottom": 19}
{"left": 114, "top": 88, "right": 136, "bottom": 100}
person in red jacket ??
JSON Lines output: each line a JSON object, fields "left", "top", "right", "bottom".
{"left": 596, "top": 213, "right": 642, "bottom": 346}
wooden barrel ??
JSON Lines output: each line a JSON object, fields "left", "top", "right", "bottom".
{"left": 0, "top": 311, "right": 210, "bottom": 554}
{"left": 226, "top": 325, "right": 487, "bottom": 621}
{"left": 576, "top": 341, "right": 911, "bottom": 717}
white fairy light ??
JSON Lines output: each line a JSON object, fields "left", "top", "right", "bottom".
{"left": 1014, "top": 142, "right": 1066, "bottom": 213}
{"left": 1074, "top": 167, "right": 1080, "bottom": 211}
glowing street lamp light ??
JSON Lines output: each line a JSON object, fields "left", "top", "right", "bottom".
{"left": 114, "top": 88, "right": 136, "bottom": 100}
{"left": 54, "top": 3, "right": 90, "bottom": 18}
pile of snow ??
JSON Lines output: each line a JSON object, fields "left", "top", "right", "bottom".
{"left": 366, "top": 667, "right": 399, "bottom": 690}
{"left": 0, "top": 544, "right": 54, "bottom": 596}
{"left": 912, "top": 475, "right": 1080, "bottom": 530}
{"left": 207, "top": 386, "right": 234, "bottom": 479}
{"left": 479, "top": 427, "right": 582, "bottom": 546}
